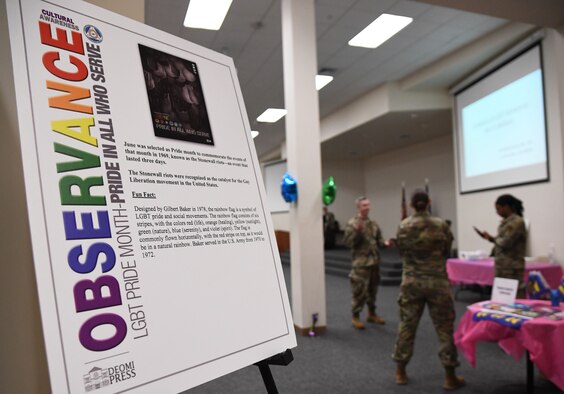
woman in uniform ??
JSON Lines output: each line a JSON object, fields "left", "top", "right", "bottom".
{"left": 477, "top": 194, "right": 527, "bottom": 297}
{"left": 392, "top": 189, "right": 465, "bottom": 390}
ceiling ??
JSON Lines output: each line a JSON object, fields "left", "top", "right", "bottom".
{"left": 144, "top": 0, "right": 564, "bottom": 161}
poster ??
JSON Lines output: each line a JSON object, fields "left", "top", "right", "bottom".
{"left": 5, "top": 0, "right": 296, "bottom": 392}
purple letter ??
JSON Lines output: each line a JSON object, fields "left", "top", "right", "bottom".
{"left": 79, "top": 313, "right": 127, "bottom": 351}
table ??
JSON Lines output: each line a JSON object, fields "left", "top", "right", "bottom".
{"left": 447, "top": 258, "right": 563, "bottom": 288}
{"left": 455, "top": 299, "right": 564, "bottom": 392}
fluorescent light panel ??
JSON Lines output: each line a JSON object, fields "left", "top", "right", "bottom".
{"left": 315, "top": 75, "right": 334, "bottom": 90}
{"left": 257, "top": 108, "right": 287, "bottom": 123}
{"left": 184, "top": 0, "right": 233, "bottom": 30}
{"left": 256, "top": 76, "right": 332, "bottom": 125}
{"left": 348, "top": 13, "right": 413, "bottom": 49}
{"left": 251, "top": 130, "right": 260, "bottom": 138}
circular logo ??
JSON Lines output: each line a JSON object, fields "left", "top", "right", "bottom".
{"left": 84, "top": 25, "right": 103, "bottom": 43}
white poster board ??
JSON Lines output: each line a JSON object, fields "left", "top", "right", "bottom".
{"left": 5, "top": 0, "right": 296, "bottom": 392}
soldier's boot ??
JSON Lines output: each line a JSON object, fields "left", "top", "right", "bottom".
{"left": 443, "top": 366, "right": 465, "bottom": 390}
{"left": 367, "top": 311, "right": 386, "bottom": 325}
{"left": 351, "top": 314, "right": 365, "bottom": 330}
{"left": 395, "top": 363, "right": 408, "bottom": 385}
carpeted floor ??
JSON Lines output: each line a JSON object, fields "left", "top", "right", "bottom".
{"left": 185, "top": 265, "right": 562, "bottom": 393}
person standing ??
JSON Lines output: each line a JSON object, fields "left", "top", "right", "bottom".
{"left": 392, "top": 189, "right": 465, "bottom": 390}
{"left": 476, "top": 194, "right": 527, "bottom": 297}
{"left": 323, "top": 206, "right": 339, "bottom": 249}
{"left": 343, "top": 196, "right": 390, "bottom": 329}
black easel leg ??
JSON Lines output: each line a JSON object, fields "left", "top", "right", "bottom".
{"left": 526, "top": 351, "right": 534, "bottom": 394}
{"left": 254, "top": 349, "right": 293, "bottom": 393}
{"left": 257, "top": 361, "right": 278, "bottom": 394}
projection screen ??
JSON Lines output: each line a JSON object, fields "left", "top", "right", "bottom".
{"left": 454, "top": 44, "right": 548, "bottom": 194}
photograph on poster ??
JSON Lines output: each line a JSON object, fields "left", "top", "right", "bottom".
{"left": 139, "top": 44, "right": 214, "bottom": 145}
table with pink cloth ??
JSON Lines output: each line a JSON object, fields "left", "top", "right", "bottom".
{"left": 455, "top": 299, "right": 564, "bottom": 391}
{"left": 447, "top": 258, "right": 563, "bottom": 288}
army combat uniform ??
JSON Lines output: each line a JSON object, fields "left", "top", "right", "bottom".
{"left": 491, "top": 213, "right": 527, "bottom": 296}
{"left": 343, "top": 216, "right": 385, "bottom": 317}
{"left": 392, "top": 211, "right": 459, "bottom": 368}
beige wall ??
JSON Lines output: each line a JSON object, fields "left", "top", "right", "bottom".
{"left": 85, "top": 0, "right": 144, "bottom": 23}
{"left": 0, "top": 1, "right": 50, "bottom": 392}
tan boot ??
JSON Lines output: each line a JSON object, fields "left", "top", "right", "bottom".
{"left": 352, "top": 315, "right": 365, "bottom": 329}
{"left": 395, "top": 363, "right": 408, "bottom": 385}
{"left": 443, "top": 366, "right": 465, "bottom": 390}
{"left": 367, "top": 312, "right": 386, "bottom": 325}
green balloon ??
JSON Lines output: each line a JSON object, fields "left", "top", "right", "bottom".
{"left": 322, "top": 176, "right": 337, "bottom": 206}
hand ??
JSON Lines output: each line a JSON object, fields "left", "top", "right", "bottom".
{"left": 354, "top": 221, "right": 364, "bottom": 232}
{"left": 481, "top": 231, "right": 493, "bottom": 242}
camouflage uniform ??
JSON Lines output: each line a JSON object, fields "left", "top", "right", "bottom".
{"left": 492, "top": 213, "right": 527, "bottom": 296}
{"left": 391, "top": 211, "right": 459, "bottom": 367}
{"left": 343, "top": 216, "right": 385, "bottom": 315}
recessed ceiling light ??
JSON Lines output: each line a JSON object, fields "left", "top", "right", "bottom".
{"left": 251, "top": 130, "right": 260, "bottom": 138}
{"left": 348, "top": 13, "right": 413, "bottom": 49}
{"left": 315, "top": 75, "right": 334, "bottom": 90}
{"left": 184, "top": 0, "right": 233, "bottom": 30}
{"left": 257, "top": 108, "right": 287, "bottom": 123}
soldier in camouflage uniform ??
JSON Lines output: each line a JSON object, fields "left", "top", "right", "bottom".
{"left": 478, "top": 194, "right": 527, "bottom": 297}
{"left": 343, "top": 196, "right": 390, "bottom": 329}
{"left": 391, "top": 189, "right": 465, "bottom": 390}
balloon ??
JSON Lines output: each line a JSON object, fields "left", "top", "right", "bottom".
{"left": 308, "top": 312, "right": 319, "bottom": 337}
{"left": 281, "top": 172, "right": 298, "bottom": 203}
{"left": 527, "top": 271, "right": 564, "bottom": 306}
{"left": 322, "top": 176, "right": 337, "bottom": 206}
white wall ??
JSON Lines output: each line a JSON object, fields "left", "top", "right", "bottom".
{"left": 271, "top": 211, "right": 291, "bottom": 230}
{"left": 365, "top": 134, "right": 457, "bottom": 241}
{"left": 321, "top": 159, "right": 365, "bottom": 228}
{"left": 271, "top": 135, "right": 457, "bottom": 244}
{"left": 270, "top": 158, "right": 364, "bottom": 231}
{"left": 271, "top": 28, "right": 564, "bottom": 270}
{"left": 455, "top": 28, "right": 564, "bottom": 265}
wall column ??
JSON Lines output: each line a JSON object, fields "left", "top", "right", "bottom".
{"left": 281, "top": 0, "right": 327, "bottom": 334}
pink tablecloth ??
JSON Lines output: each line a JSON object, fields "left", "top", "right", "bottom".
{"left": 455, "top": 300, "right": 564, "bottom": 391}
{"left": 447, "top": 258, "right": 563, "bottom": 288}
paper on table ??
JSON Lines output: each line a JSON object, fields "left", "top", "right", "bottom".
{"left": 492, "top": 277, "right": 518, "bottom": 304}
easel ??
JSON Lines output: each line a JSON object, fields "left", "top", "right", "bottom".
{"left": 254, "top": 349, "right": 294, "bottom": 394}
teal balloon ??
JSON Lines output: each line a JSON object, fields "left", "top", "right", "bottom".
{"left": 281, "top": 172, "right": 298, "bottom": 203}
{"left": 322, "top": 176, "right": 337, "bottom": 206}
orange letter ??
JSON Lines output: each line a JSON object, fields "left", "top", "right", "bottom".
{"left": 47, "top": 80, "right": 92, "bottom": 114}
{"left": 39, "top": 21, "right": 84, "bottom": 54}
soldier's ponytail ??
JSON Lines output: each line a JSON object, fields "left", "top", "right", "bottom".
{"left": 410, "top": 189, "right": 429, "bottom": 212}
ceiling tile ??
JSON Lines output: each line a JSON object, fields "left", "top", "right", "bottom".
{"left": 417, "top": 4, "right": 460, "bottom": 23}
{"left": 142, "top": 0, "right": 551, "bottom": 158}
{"left": 388, "top": 0, "right": 432, "bottom": 18}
